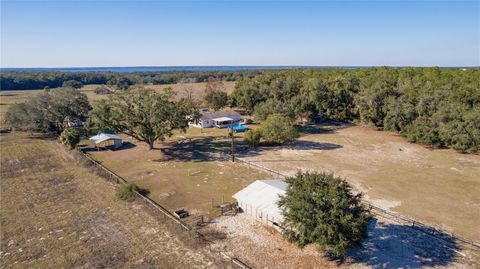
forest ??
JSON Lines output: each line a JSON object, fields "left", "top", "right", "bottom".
{"left": 230, "top": 67, "right": 480, "bottom": 153}
{"left": 2, "top": 67, "right": 479, "bottom": 152}
{"left": 0, "top": 70, "right": 262, "bottom": 90}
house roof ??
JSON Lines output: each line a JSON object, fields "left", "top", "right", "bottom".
{"left": 89, "top": 133, "right": 121, "bottom": 144}
{"left": 201, "top": 110, "right": 240, "bottom": 120}
{"left": 233, "top": 179, "right": 287, "bottom": 223}
{"left": 212, "top": 117, "right": 234, "bottom": 122}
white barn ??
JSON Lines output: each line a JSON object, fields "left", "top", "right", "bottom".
{"left": 190, "top": 110, "right": 241, "bottom": 128}
{"left": 233, "top": 179, "right": 287, "bottom": 228}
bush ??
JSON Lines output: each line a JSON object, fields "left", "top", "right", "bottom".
{"left": 115, "top": 183, "right": 139, "bottom": 201}
{"left": 244, "top": 129, "right": 261, "bottom": 147}
{"left": 278, "top": 171, "right": 371, "bottom": 257}
{"left": 59, "top": 127, "right": 80, "bottom": 149}
{"left": 259, "top": 113, "right": 298, "bottom": 144}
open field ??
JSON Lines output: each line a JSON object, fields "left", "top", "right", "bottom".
{"left": 84, "top": 128, "right": 270, "bottom": 219}
{"left": 79, "top": 81, "right": 236, "bottom": 103}
{"left": 236, "top": 122, "right": 480, "bottom": 242}
{"left": 0, "top": 132, "right": 217, "bottom": 268}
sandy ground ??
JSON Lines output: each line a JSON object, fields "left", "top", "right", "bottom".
{"left": 237, "top": 123, "right": 480, "bottom": 242}
{"left": 207, "top": 214, "right": 478, "bottom": 269}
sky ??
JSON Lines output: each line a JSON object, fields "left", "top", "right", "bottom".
{"left": 0, "top": 0, "right": 479, "bottom": 67}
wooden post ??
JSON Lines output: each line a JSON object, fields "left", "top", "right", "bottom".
{"left": 230, "top": 120, "right": 235, "bottom": 162}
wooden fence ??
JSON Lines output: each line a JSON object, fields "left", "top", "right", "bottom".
{"left": 77, "top": 149, "right": 252, "bottom": 269}
{"left": 228, "top": 154, "right": 480, "bottom": 251}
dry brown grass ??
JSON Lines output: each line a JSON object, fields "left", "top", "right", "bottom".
{"left": 238, "top": 122, "right": 480, "bottom": 242}
{"left": 84, "top": 127, "right": 270, "bottom": 220}
{"left": 0, "top": 133, "right": 218, "bottom": 268}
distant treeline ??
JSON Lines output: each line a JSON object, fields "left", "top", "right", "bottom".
{"left": 230, "top": 67, "right": 480, "bottom": 152}
{"left": 0, "top": 70, "right": 263, "bottom": 90}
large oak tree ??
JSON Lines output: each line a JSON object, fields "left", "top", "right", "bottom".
{"left": 89, "top": 87, "right": 198, "bottom": 150}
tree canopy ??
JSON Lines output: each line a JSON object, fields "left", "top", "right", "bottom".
{"left": 204, "top": 78, "right": 228, "bottom": 110}
{"left": 278, "top": 171, "right": 371, "bottom": 257}
{"left": 60, "top": 127, "right": 81, "bottom": 149}
{"left": 89, "top": 87, "right": 198, "bottom": 150}
{"left": 231, "top": 67, "right": 480, "bottom": 152}
{"left": 258, "top": 113, "right": 299, "bottom": 144}
{"left": 5, "top": 88, "right": 90, "bottom": 134}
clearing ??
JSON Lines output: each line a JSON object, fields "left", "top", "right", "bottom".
{"left": 236, "top": 122, "right": 480, "bottom": 242}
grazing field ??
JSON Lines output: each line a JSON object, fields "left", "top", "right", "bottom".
{"left": 85, "top": 128, "right": 270, "bottom": 219}
{"left": 79, "top": 81, "right": 236, "bottom": 102}
{"left": 0, "top": 133, "right": 217, "bottom": 268}
{"left": 237, "top": 122, "right": 480, "bottom": 242}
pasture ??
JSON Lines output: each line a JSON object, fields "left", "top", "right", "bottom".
{"left": 0, "top": 132, "right": 216, "bottom": 268}
{"left": 84, "top": 128, "right": 270, "bottom": 219}
{"left": 237, "top": 122, "right": 480, "bottom": 242}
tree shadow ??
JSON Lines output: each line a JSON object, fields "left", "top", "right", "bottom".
{"left": 81, "top": 141, "right": 136, "bottom": 152}
{"left": 298, "top": 121, "right": 354, "bottom": 135}
{"left": 348, "top": 218, "right": 461, "bottom": 268}
{"left": 158, "top": 136, "right": 250, "bottom": 162}
{"left": 286, "top": 140, "right": 342, "bottom": 151}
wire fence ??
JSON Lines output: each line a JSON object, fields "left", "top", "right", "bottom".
{"left": 227, "top": 154, "right": 480, "bottom": 251}
{"left": 76, "top": 148, "right": 252, "bottom": 269}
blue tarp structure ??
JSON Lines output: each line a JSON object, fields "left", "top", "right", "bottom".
{"left": 227, "top": 123, "right": 249, "bottom": 132}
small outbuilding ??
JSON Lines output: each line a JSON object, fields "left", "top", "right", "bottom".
{"left": 233, "top": 179, "right": 287, "bottom": 228}
{"left": 89, "top": 133, "right": 123, "bottom": 149}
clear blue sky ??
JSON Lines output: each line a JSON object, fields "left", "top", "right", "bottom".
{"left": 1, "top": 0, "right": 479, "bottom": 67}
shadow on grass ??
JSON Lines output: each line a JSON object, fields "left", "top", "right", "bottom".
{"left": 348, "top": 218, "right": 461, "bottom": 268}
{"left": 298, "top": 121, "right": 354, "bottom": 135}
{"left": 81, "top": 141, "right": 136, "bottom": 152}
{"left": 158, "top": 134, "right": 343, "bottom": 162}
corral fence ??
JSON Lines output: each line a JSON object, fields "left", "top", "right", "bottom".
{"left": 76, "top": 148, "right": 252, "bottom": 269}
{"left": 226, "top": 153, "right": 480, "bottom": 252}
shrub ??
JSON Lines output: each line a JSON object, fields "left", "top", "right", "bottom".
{"left": 259, "top": 113, "right": 298, "bottom": 144}
{"left": 244, "top": 129, "right": 261, "bottom": 147}
{"left": 278, "top": 171, "right": 371, "bottom": 257}
{"left": 59, "top": 127, "right": 80, "bottom": 149}
{"left": 115, "top": 183, "right": 139, "bottom": 201}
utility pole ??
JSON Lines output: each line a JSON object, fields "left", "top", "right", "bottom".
{"left": 230, "top": 120, "right": 235, "bottom": 162}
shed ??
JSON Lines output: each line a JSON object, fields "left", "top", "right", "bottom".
{"left": 89, "top": 133, "right": 123, "bottom": 149}
{"left": 233, "top": 179, "right": 287, "bottom": 228}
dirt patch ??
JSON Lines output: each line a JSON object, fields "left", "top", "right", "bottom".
{"left": 238, "top": 123, "right": 480, "bottom": 242}
{"left": 206, "top": 214, "right": 477, "bottom": 269}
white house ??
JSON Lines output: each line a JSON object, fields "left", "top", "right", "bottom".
{"left": 89, "top": 133, "right": 123, "bottom": 149}
{"left": 233, "top": 179, "right": 287, "bottom": 228}
{"left": 190, "top": 109, "right": 241, "bottom": 128}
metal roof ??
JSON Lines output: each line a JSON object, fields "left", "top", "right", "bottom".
{"left": 89, "top": 133, "right": 121, "bottom": 144}
{"left": 212, "top": 117, "right": 234, "bottom": 122}
{"left": 200, "top": 110, "right": 240, "bottom": 120}
{"left": 233, "top": 179, "right": 287, "bottom": 223}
